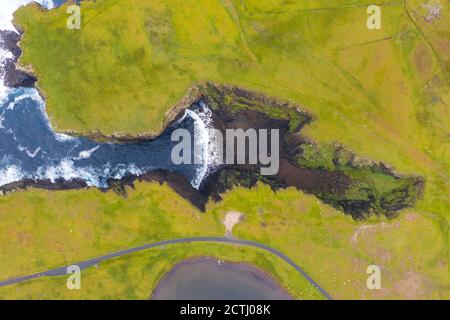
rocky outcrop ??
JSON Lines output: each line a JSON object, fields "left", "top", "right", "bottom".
{"left": 196, "top": 83, "right": 424, "bottom": 219}
{"left": 0, "top": 83, "right": 425, "bottom": 219}
{"left": 0, "top": 30, "right": 37, "bottom": 88}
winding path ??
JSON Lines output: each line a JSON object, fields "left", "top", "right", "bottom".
{"left": 0, "top": 236, "right": 333, "bottom": 300}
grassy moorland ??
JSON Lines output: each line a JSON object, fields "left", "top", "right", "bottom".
{"left": 2, "top": 0, "right": 449, "bottom": 298}
{"left": 0, "top": 242, "right": 324, "bottom": 300}
{"left": 0, "top": 182, "right": 448, "bottom": 299}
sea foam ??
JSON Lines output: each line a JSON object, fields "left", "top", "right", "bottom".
{"left": 0, "top": 0, "right": 56, "bottom": 102}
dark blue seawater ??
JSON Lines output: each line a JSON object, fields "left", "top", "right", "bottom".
{"left": 53, "top": 0, "right": 67, "bottom": 6}
{"left": 0, "top": 88, "right": 212, "bottom": 189}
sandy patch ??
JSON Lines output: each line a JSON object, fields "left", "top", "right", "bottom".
{"left": 394, "top": 271, "right": 431, "bottom": 299}
{"left": 222, "top": 211, "right": 244, "bottom": 237}
{"left": 350, "top": 222, "right": 399, "bottom": 246}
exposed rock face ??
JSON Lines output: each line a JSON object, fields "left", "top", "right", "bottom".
{"left": 2, "top": 60, "right": 37, "bottom": 87}
{"left": 0, "top": 81, "right": 425, "bottom": 220}
{"left": 0, "top": 30, "right": 37, "bottom": 88}
{"left": 196, "top": 83, "right": 424, "bottom": 219}
{"left": 0, "top": 30, "right": 22, "bottom": 57}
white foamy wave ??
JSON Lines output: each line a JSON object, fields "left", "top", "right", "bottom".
{"left": 110, "top": 163, "right": 147, "bottom": 180}
{"left": 54, "top": 132, "right": 76, "bottom": 142}
{"left": 0, "top": 48, "right": 13, "bottom": 103}
{"left": 186, "top": 109, "right": 208, "bottom": 189}
{"left": 5, "top": 88, "right": 41, "bottom": 110}
{"left": 0, "top": 165, "right": 24, "bottom": 186}
{"left": 74, "top": 145, "right": 100, "bottom": 160}
{"left": 32, "top": 159, "right": 150, "bottom": 189}
{"left": 8, "top": 86, "right": 77, "bottom": 142}
{"left": 173, "top": 108, "right": 188, "bottom": 124}
{"left": 0, "top": 84, "right": 11, "bottom": 106}
{"left": 198, "top": 102, "right": 221, "bottom": 168}
{"left": 0, "top": 0, "right": 57, "bottom": 102}
{"left": 36, "top": 158, "right": 101, "bottom": 187}
{"left": 185, "top": 102, "right": 218, "bottom": 189}
{"left": 18, "top": 145, "right": 41, "bottom": 158}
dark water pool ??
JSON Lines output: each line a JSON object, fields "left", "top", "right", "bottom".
{"left": 152, "top": 258, "right": 292, "bottom": 300}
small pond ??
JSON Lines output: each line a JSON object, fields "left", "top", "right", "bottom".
{"left": 152, "top": 258, "right": 292, "bottom": 300}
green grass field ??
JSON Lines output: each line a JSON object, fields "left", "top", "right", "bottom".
{"left": 0, "top": 182, "right": 448, "bottom": 299}
{"left": 2, "top": 0, "right": 448, "bottom": 299}
{"left": 0, "top": 243, "right": 324, "bottom": 300}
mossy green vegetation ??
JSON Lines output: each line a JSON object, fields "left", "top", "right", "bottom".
{"left": 198, "top": 83, "right": 424, "bottom": 219}
{"left": 295, "top": 143, "right": 424, "bottom": 218}
{"left": 201, "top": 82, "right": 312, "bottom": 132}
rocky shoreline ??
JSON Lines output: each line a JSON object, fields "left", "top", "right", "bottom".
{"left": 0, "top": 22, "right": 425, "bottom": 219}
{"left": 1, "top": 26, "right": 201, "bottom": 142}
{"left": 0, "top": 30, "right": 37, "bottom": 88}
{"left": 197, "top": 84, "right": 424, "bottom": 219}
{"left": 0, "top": 82, "right": 425, "bottom": 219}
